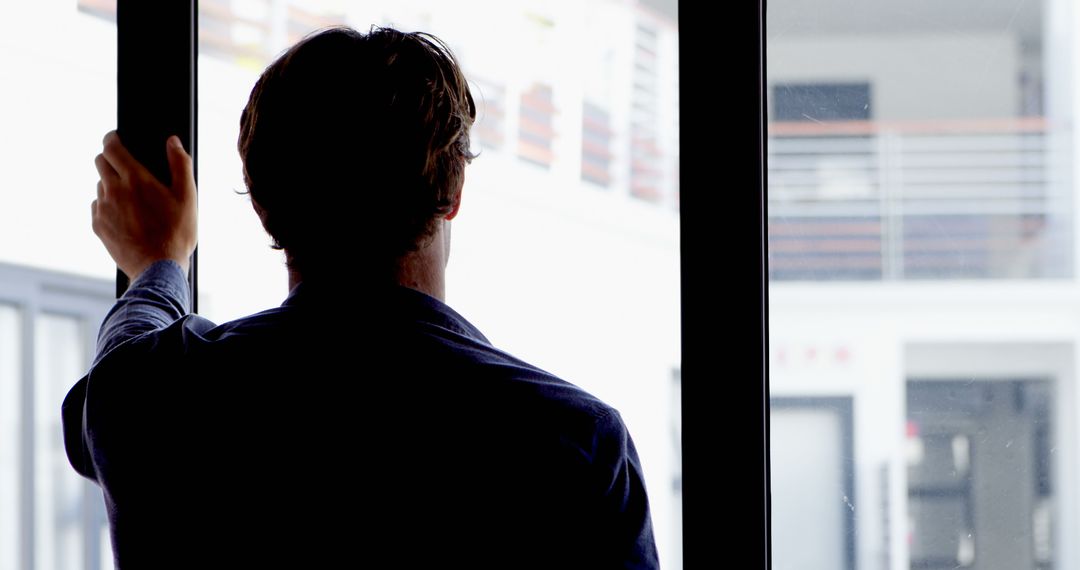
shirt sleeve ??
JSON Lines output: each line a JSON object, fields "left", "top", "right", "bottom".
{"left": 594, "top": 409, "right": 661, "bottom": 569}
{"left": 63, "top": 259, "right": 192, "bottom": 480}
{"left": 94, "top": 260, "right": 191, "bottom": 365}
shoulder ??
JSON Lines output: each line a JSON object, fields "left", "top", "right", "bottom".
{"left": 386, "top": 292, "right": 626, "bottom": 452}
{"left": 106, "top": 303, "right": 293, "bottom": 355}
{"left": 429, "top": 326, "right": 615, "bottom": 417}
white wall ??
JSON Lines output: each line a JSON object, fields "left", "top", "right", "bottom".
{"left": 447, "top": 149, "right": 682, "bottom": 566}
{"left": 767, "top": 33, "right": 1021, "bottom": 121}
{"left": 771, "top": 281, "right": 1080, "bottom": 570}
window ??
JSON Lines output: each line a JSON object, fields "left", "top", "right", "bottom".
{"left": 0, "top": 3, "right": 119, "bottom": 567}
{"left": 773, "top": 83, "right": 872, "bottom": 123}
{"left": 2, "top": 1, "right": 682, "bottom": 568}
{"left": 517, "top": 83, "right": 558, "bottom": 169}
{"left": 197, "top": 1, "right": 681, "bottom": 566}
{"left": 0, "top": 264, "right": 115, "bottom": 570}
{"left": 767, "top": 0, "right": 1075, "bottom": 569}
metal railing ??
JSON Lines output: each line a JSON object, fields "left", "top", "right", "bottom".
{"left": 767, "top": 118, "right": 1072, "bottom": 280}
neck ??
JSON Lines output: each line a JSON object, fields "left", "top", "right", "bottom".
{"left": 286, "top": 221, "right": 450, "bottom": 301}
{"left": 288, "top": 266, "right": 302, "bottom": 293}
{"left": 394, "top": 221, "right": 449, "bottom": 301}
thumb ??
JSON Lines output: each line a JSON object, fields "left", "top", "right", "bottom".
{"left": 166, "top": 136, "right": 195, "bottom": 196}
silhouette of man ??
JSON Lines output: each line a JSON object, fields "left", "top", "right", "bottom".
{"left": 63, "top": 26, "right": 659, "bottom": 568}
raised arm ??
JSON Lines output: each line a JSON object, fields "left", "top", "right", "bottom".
{"left": 94, "top": 259, "right": 191, "bottom": 362}
{"left": 90, "top": 130, "right": 198, "bottom": 361}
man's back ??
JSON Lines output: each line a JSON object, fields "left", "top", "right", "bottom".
{"left": 63, "top": 262, "right": 658, "bottom": 567}
{"left": 76, "top": 25, "right": 659, "bottom": 567}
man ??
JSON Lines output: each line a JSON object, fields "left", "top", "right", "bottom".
{"left": 64, "top": 26, "right": 658, "bottom": 568}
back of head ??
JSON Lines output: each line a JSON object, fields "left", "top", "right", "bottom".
{"left": 238, "top": 26, "right": 476, "bottom": 282}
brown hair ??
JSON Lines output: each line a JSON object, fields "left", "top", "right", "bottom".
{"left": 238, "top": 26, "right": 477, "bottom": 279}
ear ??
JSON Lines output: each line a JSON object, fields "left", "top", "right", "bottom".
{"left": 445, "top": 171, "right": 464, "bottom": 221}
{"left": 251, "top": 196, "right": 268, "bottom": 223}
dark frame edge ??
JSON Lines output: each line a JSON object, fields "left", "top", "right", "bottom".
{"left": 678, "top": 0, "right": 770, "bottom": 567}
{"left": 189, "top": 0, "right": 198, "bottom": 314}
{"left": 115, "top": 0, "right": 197, "bottom": 309}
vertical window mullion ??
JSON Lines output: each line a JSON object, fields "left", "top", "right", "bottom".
{"left": 116, "top": 0, "right": 197, "bottom": 310}
{"left": 81, "top": 315, "right": 101, "bottom": 570}
{"left": 19, "top": 306, "right": 34, "bottom": 570}
{"left": 678, "top": 1, "right": 770, "bottom": 568}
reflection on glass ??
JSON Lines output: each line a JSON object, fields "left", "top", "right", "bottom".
{"left": 768, "top": 1, "right": 1069, "bottom": 569}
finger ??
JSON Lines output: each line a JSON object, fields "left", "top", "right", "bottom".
{"left": 166, "top": 136, "right": 195, "bottom": 197}
{"left": 102, "top": 130, "right": 142, "bottom": 181}
{"left": 97, "top": 180, "right": 105, "bottom": 203}
{"left": 94, "top": 153, "right": 120, "bottom": 188}
{"left": 91, "top": 199, "right": 99, "bottom": 235}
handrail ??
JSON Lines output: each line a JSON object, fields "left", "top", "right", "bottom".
{"left": 767, "top": 118, "right": 1069, "bottom": 280}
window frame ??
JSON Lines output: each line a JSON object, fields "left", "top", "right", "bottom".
{"left": 115, "top": 0, "right": 197, "bottom": 310}
{"left": 1, "top": 262, "right": 115, "bottom": 570}
{"left": 113, "top": 1, "right": 752, "bottom": 566}
{"left": 678, "top": 2, "right": 770, "bottom": 568}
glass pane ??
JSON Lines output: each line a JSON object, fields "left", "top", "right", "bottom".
{"left": 0, "top": 1, "right": 117, "bottom": 280}
{"left": 0, "top": 305, "right": 19, "bottom": 570}
{"left": 198, "top": 0, "right": 680, "bottom": 565}
{"left": 768, "top": 1, "right": 1066, "bottom": 569}
{"left": 0, "top": 2, "right": 119, "bottom": 569}
{"left": 34, "top": 315, "right": 87, "bottom": 570}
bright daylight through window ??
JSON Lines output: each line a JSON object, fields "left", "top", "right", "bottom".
{"left": 768, "top": 1, "right": 1072, "bottom": 569}
{"left": 0, "top": 1, "right": 680, "bottom": 568}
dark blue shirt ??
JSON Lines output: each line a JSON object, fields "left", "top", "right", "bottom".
{"left": 63, "top": 260, "right": 659, "bottom": 568}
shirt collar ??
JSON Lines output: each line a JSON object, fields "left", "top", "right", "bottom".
{"left": 281, "top": 281, "right": 491, "bottom": 345}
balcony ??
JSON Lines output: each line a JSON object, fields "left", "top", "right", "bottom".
{"left": 768, "top": 118, "right": 1071, "bottom": 281}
